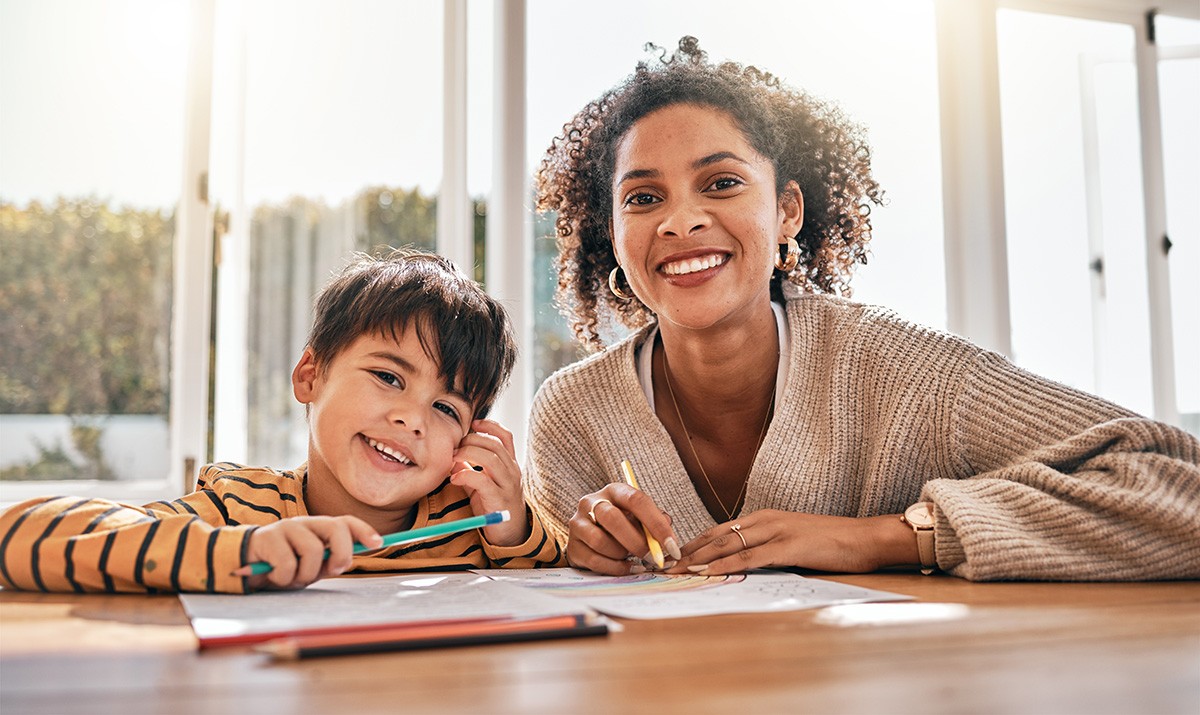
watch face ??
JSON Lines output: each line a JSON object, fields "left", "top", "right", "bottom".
{"left": 904, "top": 502, "right": 934, "bottom": 528}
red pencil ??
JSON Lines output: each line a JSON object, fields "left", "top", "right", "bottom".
{"left": 198, "top": 616, "right": 503, "bottom": 649}
{"left": 257, "top": 614, "right": 608, "bottom": 659}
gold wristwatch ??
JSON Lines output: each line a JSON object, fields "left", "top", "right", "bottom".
{"left": 902, "top": 502, "right": 936, "bottom": 575}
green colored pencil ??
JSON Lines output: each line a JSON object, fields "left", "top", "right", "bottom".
{"left": 241, "top": 510, "right": 511, "bottom": 576}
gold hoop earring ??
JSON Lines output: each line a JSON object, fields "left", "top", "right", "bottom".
{"left": 609, "top": 266, "right": 632, "bottom": 301}
{"left": 775, "top": 237, "right": 800, "bottom": 272}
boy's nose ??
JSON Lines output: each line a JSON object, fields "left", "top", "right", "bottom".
{"left": 390, "top": 409, "right": 423, "bottom": 436}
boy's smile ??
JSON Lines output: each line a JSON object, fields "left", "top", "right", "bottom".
{"left": 292, "top": 327, "right": 473, "bottom": 533}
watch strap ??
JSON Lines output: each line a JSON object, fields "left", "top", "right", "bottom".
{"left": 914, "top": 528, "right": 935, "bottom": 575}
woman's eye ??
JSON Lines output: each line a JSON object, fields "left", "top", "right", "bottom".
{"left": 623, "top": 192, "right": 659, "bottom": 207}
{"left": 434, "top": 402, "right": 460, "bottom": 420}
{"left": 708, "top": 177, "right": 742, "bottom": 191}
{"left": 372, "top": 370, "right": 401, "bottom": 388}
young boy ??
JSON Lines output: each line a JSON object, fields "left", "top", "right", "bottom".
{"left": 0, "top": 250, "right": 563, "bottom": 593}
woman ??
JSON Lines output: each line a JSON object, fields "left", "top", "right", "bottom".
{"left": 527, "top": 37, "right": 1199, "bottom": 581}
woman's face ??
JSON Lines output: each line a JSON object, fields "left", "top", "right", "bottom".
{"left": 610, "top": 103, "right": 802, "bottom": 333}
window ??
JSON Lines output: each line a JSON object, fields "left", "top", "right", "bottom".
{"left": 1156, "top": 14, "right": 1200, "bottom": 434}
{"left": 3, "top": 0, "right": 1194, "bottom": 504}
{"left": 996, "top": 6, "right": 1199, "bottom": 432}
{"left": 0, "top": 0, "right": 188, "bottom": 496}
{"left": 208, "top": 0, "right": 446, "bottom": 470}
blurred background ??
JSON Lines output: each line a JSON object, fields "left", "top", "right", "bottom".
{"left": 0, "top": 0, "right": 1196, "bottom": 501}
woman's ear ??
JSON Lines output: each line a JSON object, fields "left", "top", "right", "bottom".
{"left": 292, "top": 347, "right": 319, "bottom": 404}
{"left": 779, "top": 181, "right": 804, "bottom": 239}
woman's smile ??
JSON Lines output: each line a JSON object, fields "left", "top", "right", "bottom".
{"left": 612, "top": 103, "right": 798, "bottom": 330}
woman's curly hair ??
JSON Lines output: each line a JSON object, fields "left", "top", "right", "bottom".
{"left": 535, "top": 36, "right": 884, "bottom": 351}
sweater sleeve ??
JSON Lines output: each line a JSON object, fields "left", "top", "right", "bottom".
{"left": 525, "top": 376, "right": 617, "bottom": 551}
{"left": 922, "top": 351, "right": 1200, "bottom": 581}
{"left": 0, "top": 487, "right": 257, "bottom": 594}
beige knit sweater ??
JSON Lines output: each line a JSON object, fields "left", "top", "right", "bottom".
{"left": 526, "top": 293, "right": 1200, "bottom": 581}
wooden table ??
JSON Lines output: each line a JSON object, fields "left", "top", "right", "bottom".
{"left": 2, "top": 574, "right": 1197, "bottom": 715}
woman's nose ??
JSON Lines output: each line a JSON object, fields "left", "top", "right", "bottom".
{"left": 657, "top": 196, "right": 710, "bottom": 239}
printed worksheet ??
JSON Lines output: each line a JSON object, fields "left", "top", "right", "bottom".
{"left": 472, "top": 568, "right": 912, "bottom": 619}
{"left": 180, "top": 572, "right": 594, "bottom": 644}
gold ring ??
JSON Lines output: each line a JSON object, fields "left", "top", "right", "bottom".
{"left": 588, "top": 498, "right": 612, "bottom": 525}
{"left": 730, "top": 523, "right": 748, "bottom": 549}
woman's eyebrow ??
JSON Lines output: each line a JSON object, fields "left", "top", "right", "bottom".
{"left": 693, "top": 151, "right": 751, "bottom": 169}
{"left": 616, "top": 167, "right": 660, "bottom": 185}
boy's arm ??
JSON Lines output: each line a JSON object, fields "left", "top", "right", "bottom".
{"left": 0, "top": 490, "right": 257, "bottom": 594}
{"left": 477, "top": 502, "right": 565, "bottom": 568}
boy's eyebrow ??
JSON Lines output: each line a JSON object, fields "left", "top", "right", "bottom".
{"left": 369, "top": 351, "right": 417, "bottom": 374}
{"left": 368, "top": 351, "right": 473, "bottom": 408}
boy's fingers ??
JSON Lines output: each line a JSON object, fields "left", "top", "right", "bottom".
{"left": 342, "top": 516, "right": 382, "bottom": 550}
{"left": 471, "top": 419, "right": 516, "bottom": 457}
{"left": 286, "top": 528, "right": 326, "bottom": 586}
{"left": 322, "top": 522, "right": 355, "bottom": 574}
{"left": 456, "top": 433, "right": 514, "bottom": 470}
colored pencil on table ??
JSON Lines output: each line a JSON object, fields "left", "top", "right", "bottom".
{"left": 257, "top": 613, "right": 608, "bottom": 659}
{"left": 239, "top": 510, "right": 510, "bottom": 576}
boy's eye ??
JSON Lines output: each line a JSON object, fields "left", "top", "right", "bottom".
{"left": 372, "top": 370, "right": 402, "bottom": 388}
{"left": 434, "top": 402, "right": 460, "bottom": 421}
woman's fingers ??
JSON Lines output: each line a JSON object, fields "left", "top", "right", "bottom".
{"left": 565, "top": 486, "right": 680, "bottom": 572}
{"left": 564, "top": 516, "right": 641, "bottom": 575}
{"left": 570, "top": 503, "right": 633, "bottom": 560}
{"left": 670, "top": 517, "right": 766, "bottom": 574}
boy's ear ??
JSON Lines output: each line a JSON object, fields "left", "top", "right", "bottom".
{"left": 292, "top": 347, "right": 319, "bottom": 404}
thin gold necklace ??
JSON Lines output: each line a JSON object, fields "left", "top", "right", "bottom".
{"left": 661, "top": 346, "right": 775, "bottom": 522}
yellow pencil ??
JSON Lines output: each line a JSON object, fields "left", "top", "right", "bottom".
{"left": 620, "top": 459, "right": 665, "bottom": 569}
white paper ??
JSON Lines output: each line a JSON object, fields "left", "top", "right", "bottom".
{"left": 179, "top": 572, "right": 592, "bottom": 642}
{"left": 472, "top": 568, "right": 912, "bottom": 619}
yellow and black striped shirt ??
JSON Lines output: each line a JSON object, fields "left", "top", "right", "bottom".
{"left": 0, "top": 462, "right": 563, "bottom": 594}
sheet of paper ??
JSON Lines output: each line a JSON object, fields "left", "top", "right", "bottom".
{"left": 472, "top": 568, "right": 912, "bottom": 619}
{"left": 179, "top": 572, "right": 592, "bottom": 643}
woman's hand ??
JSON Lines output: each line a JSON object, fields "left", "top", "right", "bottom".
{"left": 236, "top": 515, "right": 382, "bottom": 591}
{"left": 451, "top": 419, "right": 528, "bottom": 547}
{"left": 667, "top": 510, "right": 919, "bottom": 575}
{"left": 565, "top": 484, "right": 681, "bottom": 574}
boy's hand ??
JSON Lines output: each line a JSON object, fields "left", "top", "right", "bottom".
{"left": 237, "top": 515, "right": 381, "bottom": 591}
{"left": 450, "top": 419, "right": 528, "bottom": 547}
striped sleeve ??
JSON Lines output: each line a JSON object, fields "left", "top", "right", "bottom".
{"left": 0, "top": 491, "right": 258, "bottom": 594}
{"left": 350, "top": 492, "right": 565, "bottom": 573}
{"left": 478, "top": 503, "right": 565, "bottom": 568}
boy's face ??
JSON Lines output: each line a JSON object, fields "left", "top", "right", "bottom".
{"left": 292, "top": 327, "right": 473, "bottom": 526}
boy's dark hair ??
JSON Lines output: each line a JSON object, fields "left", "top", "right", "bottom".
{"left": 307, "top": 249, "right": 516, "bottom": 419}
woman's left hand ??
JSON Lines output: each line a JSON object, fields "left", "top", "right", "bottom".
{"left": 667, "top": 510, "right": 919, "bottom": 575}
